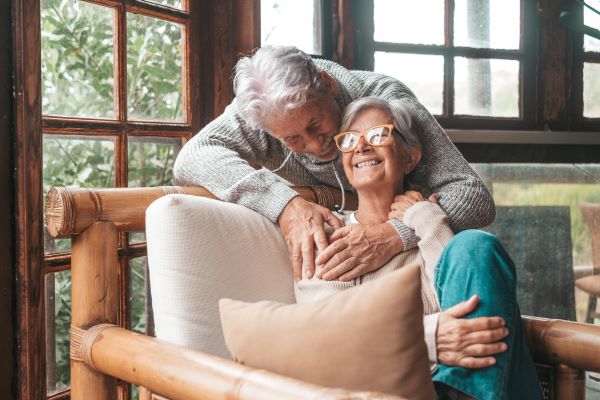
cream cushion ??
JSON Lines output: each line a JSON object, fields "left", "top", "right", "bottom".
{"left": 220, "top": 264, "right": 436, "bottom": 400}
{"left": 146, "top": 194, "right": 295, "bottom": 359}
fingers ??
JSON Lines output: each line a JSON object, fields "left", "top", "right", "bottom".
{"left": 337, "top": 263, "right": 368, "bottom": 282}
{"left": 463, "top": 342, "right": 508, "bottom": 357}
{"left": 319, "top": 257, "right": 358, "bottom": 281}
{"left": 315, "top": 237, "right": 348, "bottom": 266}
{"left": 301, "top": 235, "right": 315, "bottom": 279}
{"left": 462, "top": 326, "right": 509, "bottom": 346}
{"left": 290, "top": 242, "right": 302, "bottom": 282}
{"left": 313, "top": 225, "right": 329, "bottom": 254}
{"left": 455, "top": 356, "right": 497, "bottom": 369}
{"left": 445, "top": 295, "right": 480, "bottom": 318}
{"left": 428, "top": 193, "right": 439, "bottom": 203}
{"left": 324, "top": 211, "right": 343, "bottom": 230}
{"left": 328, "top": 225, "right": 350, "bottom": 242}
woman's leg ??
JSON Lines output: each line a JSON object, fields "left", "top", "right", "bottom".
{"left": 431, "top": 230, "right": 542, "bottom": 400}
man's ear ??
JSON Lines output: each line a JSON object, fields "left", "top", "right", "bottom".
{"left": 319, "top": 71, "right": 340, "bottom": 97}
{"left": 404, "top": 147, "right": 422, "bottom": 174}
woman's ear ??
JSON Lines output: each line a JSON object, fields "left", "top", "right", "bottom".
{"left": 404, "top": 147, "right": 422, "bottom": 174}
{"left": 319, "top": 71, "right": 340, "bottom": 97}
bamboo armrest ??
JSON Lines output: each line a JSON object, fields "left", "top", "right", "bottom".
{"left": 71, "top": 318, "right": 600, "bottom": 400}
{"left": 71, "top": 324, "right": 403, "bottom": 400}
{"left": 522, "top": 315, "right": 600, "bottom": 371}
{"left": 45, "top": 185, "right": 357, "bottom": 238}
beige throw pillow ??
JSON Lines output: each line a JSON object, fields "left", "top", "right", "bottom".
{"left": 219, "top": 263, "right": 436, "bottom": 400}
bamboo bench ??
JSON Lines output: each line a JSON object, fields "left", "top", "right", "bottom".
{"left": 45, "top": 186, "right": 600, "bottom": 400}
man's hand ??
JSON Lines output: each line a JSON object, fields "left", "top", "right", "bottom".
{"left": 437, "top": 295, "right": 509, "bottom": 368}
{"left": 388, "top": 190, "right": 438, "bottom": 221}
{"left": 314, "top": 223, "right": 404, "bottom": 282}
{"left": 278, "top": 197, "right": 343, "bottom": 281}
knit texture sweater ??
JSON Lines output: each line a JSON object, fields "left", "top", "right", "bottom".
{"left": 173, "top": 59, "right": 496, "bottom": 249}
{"left": 295, "top": 201, "right": 454, "bottom": 369}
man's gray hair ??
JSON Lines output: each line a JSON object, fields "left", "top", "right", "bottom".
{"left": 340, "top": 97, "right": 421, "bottom": 150}
{"left": 233, "top": 46, "right": 327, "bottom": 130}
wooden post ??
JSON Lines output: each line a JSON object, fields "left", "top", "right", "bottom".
{"left": 554, "top": 364, "right": 585, "bottom": 400}
{"left": 70, "top": 222, "right": 119, "bottom": 399}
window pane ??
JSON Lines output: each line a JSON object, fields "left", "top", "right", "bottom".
{"left": 454, "top": 0, "right": 520, "bottom": 49}
{"left": 454, "top": 57, "right": 519, "bottom": 117}
{"left": 128, "top": 136, "right": 183, "bottom": 187}
{"left": 584, "top": 5, "right": 600, "bottom": 52}
{"left": 128, "top": 136, "right": 183, "bottom": 244}
{"left": 43, "top": 135, "right": 115, "bottom": 254}
{"left": 140, "top": 0, "right": 183, "bottom": 10}
{"left": 42, "top": 0, "right": 115, "bottom": 118}
{"left": 374, "top": 52, "right": 444, "bottom": 115}
{"left": 261, "top": 0, "right": 323, "bottom": 55}
{"left": 129, "top": 257, "right": 148, "bottom": 334}
{"left": 46, "top": 270, "right": 71, "bottom": 395}
{"left": 127, "top": 14, "right": 184, "bottom": 122}
{"left": 471, "top": 163, "right": 600, "bottom": 323}
{"left": 584, "top": 62, "right": 600, "bottom": 118}
{"left": 374, "top": 0, "right": 444, "bottom": 45}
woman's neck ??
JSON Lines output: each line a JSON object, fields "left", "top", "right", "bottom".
{"left": 354, "top": 186, "right": 399, "bottom": 224}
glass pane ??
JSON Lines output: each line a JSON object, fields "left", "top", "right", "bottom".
{"left": 128, "top": 136, "right": 183, "bottom": 243}
{"left": 42, "top": 0, "right": 115, "bottom": 118}
{"left": 261, "top": 0, "right": 323, "bottom": 55}
{"left": 454, "top": 0, "right": 520, "bottom": 49}
{"left": 454, "top": 57, "right": 519, "bottom": 117}
{"left": 374, "top": 52, "right": 444, "bottom": 115}
{"left": 43, "top": 135, "right": 115, "bottom": 254}
{"left": 374, "top": 0, "right": 444, "bottom": 45}
{"left": 127, "top": 14, "right": 183, "bottom": 122}
{"left": 140, "top": 0, "right": 183, "bottom": 10}
{"left": 129, "top": 257, "right": 148, "bottom": 334}
{"left": 584, "top": 62, "right": 600, "bottom": 118}
{"left": 584, "top": 5, "right": 600, "bottom": 52}
{"left": 46, "top": 270, "right": 71, "bottom": 395}
{"left": 471, "top": 163, "right": 600, "bottom": 323}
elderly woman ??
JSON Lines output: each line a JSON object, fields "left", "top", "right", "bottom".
{"left": 295, "top": 97, "right": 542, "bottom": 400}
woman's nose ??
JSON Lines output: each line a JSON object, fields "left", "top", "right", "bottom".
{"left": 354, "top": 136, "right": 372, "bottom": 153}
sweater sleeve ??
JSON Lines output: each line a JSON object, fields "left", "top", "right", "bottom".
{"left": 403, "top": 201, "right": 455, "bottom": 290}
{"left": 173, "top": 101, "right": 299, "bottom": 223}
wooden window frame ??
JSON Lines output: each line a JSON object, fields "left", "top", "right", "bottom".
{"left": 13, "top": 0, "right": 212, "bottom": 398}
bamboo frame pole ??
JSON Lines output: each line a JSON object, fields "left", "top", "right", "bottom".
{"left": 70, "top": 222, "right": 119, "bottom": 400}
{"left": 45, "top": 185, "right": 357, "bottom": 238}
{"left": 71, "top": 324, "right": 402, "bottom": 400}
{"left": 522, "top": 316, "right": 600, "bottom": 371}
{"left": 554, "top": 364, "right": 585, "bottom": 400}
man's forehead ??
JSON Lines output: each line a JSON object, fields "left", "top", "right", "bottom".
{"left": 265, "top": 107, "right": 321, "bottom": 137}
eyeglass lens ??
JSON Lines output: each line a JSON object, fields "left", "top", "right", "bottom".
{"left": 336, "top": 126, "right": 392, "bottom": 151}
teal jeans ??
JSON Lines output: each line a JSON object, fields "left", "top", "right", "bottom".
{"left": 432, "top": 230, "right": 542, "bottom": 400}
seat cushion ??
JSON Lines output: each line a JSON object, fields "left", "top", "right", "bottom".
{"left": 219, "top": 263, "right": 436, "bottom": 400}
{"left": 146, "top": 194, "right": 295, "bottom": 359}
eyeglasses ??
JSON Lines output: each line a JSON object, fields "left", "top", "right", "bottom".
{"left": 333, "top": 124, "right": 398, "bottom": 152}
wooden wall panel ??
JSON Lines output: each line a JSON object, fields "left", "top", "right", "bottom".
{"left": 0, "top": 0, "right": 15, "bottom": 397}
{"left": 12, "top": 0, "right": 46, "bottom": 398}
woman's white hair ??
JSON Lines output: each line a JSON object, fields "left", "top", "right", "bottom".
{"left": 340, "top": 97, "right": 421, "bottom": 150}
{"left": 233, "top": 45, "right": 327, "bottom": 130}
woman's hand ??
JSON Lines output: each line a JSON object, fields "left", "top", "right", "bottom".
{"left": 437, "top": 295, "right": 509, "bottom": 368}
{"left": 388, "top": 190, "right": 438, "bottom": 221}
{"left": 314, "top": 223, "right": 404, "bottom": 282}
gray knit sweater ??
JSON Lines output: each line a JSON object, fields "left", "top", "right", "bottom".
{"left": 173, "top": 59, "right": 496, "bottom": 249}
